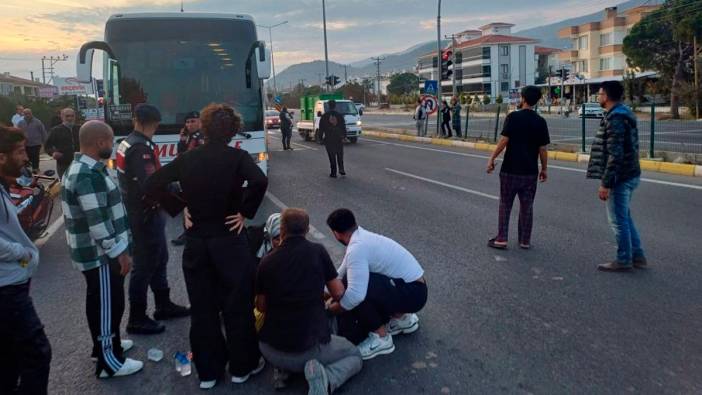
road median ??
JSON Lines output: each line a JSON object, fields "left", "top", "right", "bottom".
{"left": 363, "top": 129, "right": 702, "bottom": 178}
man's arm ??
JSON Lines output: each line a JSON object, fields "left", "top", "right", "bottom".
{"left": 0, "top": 236, "right": 31, "bottom": 262}
{"left": 539, "top": 146, "right": 548, "bottom": 182}
{"left": 487, "top": 137, "right": 509, "bottom": 173}
{"left": 337, "top": 249, "right": 369, "bottom": 311}
{"left": 75, "top": 174, "right": 128, "bottom": 259}
{"left": 44, "top": 127, "right": 58, "bottom": 156}
{"left": 601, "top": 116, "right": 626, "bottom": 189}
{"left": 143, "top": 157, "right": 184, "bottom": 217}
{"left": 255, "top": 294, "right": 267, "bottom": 313}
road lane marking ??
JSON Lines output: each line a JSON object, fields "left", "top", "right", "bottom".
{"left": 265, "top": 192, "right": 327, "bottom": 240}
{"left": 385, "top": 168, "right": 499, "bottom": 200}
{"left": 367, "top": 138, "right": 702, "bottom": 191}
{"left": 35, "top": 216, "right": 64, "bottom": 248}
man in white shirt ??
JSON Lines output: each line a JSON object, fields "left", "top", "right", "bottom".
{"left": 326, "top": 209, "right": 428, "bottom": 360}
{"left": 413, "top": 99, "right": 427, "bottom": 137}
{"left": 11, "top": 105, "right": 24, "bottom": 127}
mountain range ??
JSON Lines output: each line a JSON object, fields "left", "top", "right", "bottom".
{"left": 273, "top": 0, "right": 660, "bottom": 91}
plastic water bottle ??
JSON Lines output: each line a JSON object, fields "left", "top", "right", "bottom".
{"left": 147, "top": 348, "right": 163, "bottom": 362}
{"left": 174, "top": 351, "right": 192, "bottom": 376}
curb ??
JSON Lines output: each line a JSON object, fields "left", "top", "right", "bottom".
{"left": 363, "top": 130, "right": 702, "bottom": 178}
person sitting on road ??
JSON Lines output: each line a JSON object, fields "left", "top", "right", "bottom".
{"left": 256, "top": 208, "right": 362, "bottom": 394}
{"left": 326, "top": 208, "right": 427, "bottom": 360}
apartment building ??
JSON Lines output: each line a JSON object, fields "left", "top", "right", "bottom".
{"left": 417, "top": 23, "right": 537, "bottom": 99}
{"left": 0, "top": 73, "right": 50, "bottom": 97}
{"left": 558, "top": 5, "right": 660, "bottom": 79}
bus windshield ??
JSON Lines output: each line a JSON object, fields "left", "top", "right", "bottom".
{"left": 106, "top": 17, "right": 263, "bottom": 132}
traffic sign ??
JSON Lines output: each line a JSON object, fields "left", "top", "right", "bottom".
{"left": 420, "top": 95, "right": 438, "bottom": 115}
{"left": 274, "top": 95, "right": 282, "bottom": 104}
{"left": 424, "top": 80, "right": 438, "bottom": 96}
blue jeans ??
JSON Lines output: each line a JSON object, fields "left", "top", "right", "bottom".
{"left": 606, "top": 177, "right": 645, "bottom": 264}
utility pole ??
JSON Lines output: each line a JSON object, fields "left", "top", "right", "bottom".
{"left": 318, "top": 73, "right": 323, "bottom": 88}
{"left": 344, "top": 65, "right": 348, "bottom": 83}
{"left": 371, "top": 57, "right": 385, "bottom": 106}
{"left": 41, "top": 54, "right": 68, "bottom": 84}
{"left": 694, "top": 35, "right": 700, "bottom": 119}
{"left": 257, "top": 21, "right": 288, "bottom": 98}
{"left": 322, "top": 0, "right": 330, "bottom": 92}
{"left": 444, "top": 33, "right": 458, "bottom": 98}
{"left": 560, "top": 67, "right": 565, "bottom": 115}
{"left": 30, "top": 71, "right": 34, "bottom": 82}
{"left": 436, "top": 0, "right": 442, "bottom": 137}
{"left": 547, "top": 65, "right": 552, "bottom": 113}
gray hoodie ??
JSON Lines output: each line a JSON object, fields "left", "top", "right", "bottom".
{"left": 0, "top": 183, "right": 39, "bottom": 287}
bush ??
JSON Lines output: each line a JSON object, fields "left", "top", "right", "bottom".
{"left": 482, "top": 95, "right": 491, "bottom": 105}
{"left": 496, "top": 95, "right": 504, "bottom": 104}
{"left": 0, "top": 95, "right": 77, "bottom": 128}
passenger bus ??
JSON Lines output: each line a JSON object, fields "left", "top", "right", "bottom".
{"left": 76, "top": 12, "right": 271, "bottom": 173}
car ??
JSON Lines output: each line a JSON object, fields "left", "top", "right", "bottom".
{"left": 265, "top": 109, "right": 281, "bottom": 129}
{"left": 354, "top": 102, "right": 365, "bottom": 115}
{"left": 578, "top": 103, "right": 605, "bottom": 118}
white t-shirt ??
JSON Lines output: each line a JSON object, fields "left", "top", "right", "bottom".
{"left": 11, "top": 114, "right": 23, "bottom": 127}
{"left": 338, "top": 227, "right": 424, "bottom": 310}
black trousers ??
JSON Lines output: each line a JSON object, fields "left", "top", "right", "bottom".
{"left": 83, "top": 261, "right": 126, "bottom": 376}
{"left": 0, "top": 282, "right": 52, "bottom": 394}
{"left": 338, "top": 273, "right": 428, "bottom": 345}
{"left": 129, "top": 213, "right": 169, "bottom": 307}
{"left": 441, "top": 120, "right": 452, "bottom": 137}
{"left": 281, "top": 128, "right": 292, "bottom": 149}
{"left": 325, "top": 144, "right": 345, "bottom": 175}
{"left": 26, "top": 145, "right": 41, "bottom": 171}
{"left": 182, "top": 233, "right": 261, "bottom": 381}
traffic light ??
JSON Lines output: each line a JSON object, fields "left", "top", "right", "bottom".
{"left": 326, "top": 75, "right": 341, "bottom": 87}
{"left": 441, "top": 50, "right": 453, "bottom": 80}
{"left": 560, "top": 67, "right": 570, "bottom": 81}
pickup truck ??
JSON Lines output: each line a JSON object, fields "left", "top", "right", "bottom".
{"left": 296, "top": 94, "right": 362, "bottom": 144}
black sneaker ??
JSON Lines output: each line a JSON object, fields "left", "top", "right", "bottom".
{"left": 597, "top": 261, "right": 633, "bottom": 272}
{"left": 127, "top": 316, "right": 165, "bottom": 335}
{"left": 329, "top": 173, "right": 337, "bottom": 178}
{"left": 154, "top": 302, "right": 190, "bottom": 321}
{"left": 633, "top": 256, "right": 648, "bottom": 269}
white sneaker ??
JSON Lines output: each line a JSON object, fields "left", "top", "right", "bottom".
{"left": 387, "top": 313, "right": 419, "bottom": 336}
{"left": 231, "top": 357, "right": 265, "bottom": 384}
{"left": 98, "top": 358, "right": 143, "bottom": 378}
{"left": 91, "top": 339, "right": 134, "bottom": 362}
{"left": 358, "top": 332, "right": 395, "bottom": 360}
{"left": 199, "top": 380, "right": 217, "bottom": 390}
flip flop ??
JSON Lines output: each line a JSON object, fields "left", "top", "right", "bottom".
{"left": 487, "top": 238, "right": 507, "bottom": 250}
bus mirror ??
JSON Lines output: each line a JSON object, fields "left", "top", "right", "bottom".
{"left": 77, "top": 41, "right": 116, "bottom": 83}
{"left": 255, "top": 44, "right": 271, "bottom": 80}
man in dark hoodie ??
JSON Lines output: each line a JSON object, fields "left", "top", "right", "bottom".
{"left": 587, "top": 81, "right": 646, "bottom": 272}
{"left": 320, "top": 100, "right": 347, "bottom": 178}
{"left": 0, "top": 125, "right": 52, "bottom": 394}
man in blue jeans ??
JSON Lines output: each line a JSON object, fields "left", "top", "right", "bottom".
{"left": 587, "top": 81, "right": 646, "bottom": 272}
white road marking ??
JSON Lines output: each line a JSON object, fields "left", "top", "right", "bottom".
{"left": 265, "top": 192, "right": 327, "bottom": 240}
{"left": 385, "top": 168, "right": 499, "bottom": 200}
{"left": 366, "top": 138, "right": 702, "bottom": 191}
{"left": 35, "top": 216, "right": 64, "bottom": 248}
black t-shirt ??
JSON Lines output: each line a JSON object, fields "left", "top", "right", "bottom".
{"left": 500, "top": 109, "right": 550, "bottom": 175}
{"left": 256, "top": 236, "right": 338, "bottom": 353}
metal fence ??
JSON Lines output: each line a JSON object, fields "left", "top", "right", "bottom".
{"left": 456, "top": 103, "right": 702, "bottom": 157}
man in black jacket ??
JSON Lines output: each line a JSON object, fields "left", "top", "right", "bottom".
{"left": 587, "top": 81, "right": 646, "bottom": 272}
{"left": 45, "top": 108, "right": 80, "bottom": 178}
{"left": 279, "top": 107, "right": 293, "bottom": 151}
{"left": 320, "top": 100, "right": 347, "bottom": 178}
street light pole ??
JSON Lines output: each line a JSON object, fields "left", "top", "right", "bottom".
{"left": 436, "top": 0, "right": 442, "bottom": 137}
{"left": 322, "top": 0, "right": 330, "bottom": 92}
{"left": 257, "top": 21, "right": 288, "bottom": 98}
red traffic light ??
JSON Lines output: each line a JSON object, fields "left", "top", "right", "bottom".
{"left": 442, "top": 50, "right": 452, "bottom": 61}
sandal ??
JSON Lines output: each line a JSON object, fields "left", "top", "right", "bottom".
{"left": 487, "top": 238, "right": 507, "bottom": 250}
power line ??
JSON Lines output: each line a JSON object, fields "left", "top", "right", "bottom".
{"left": 370, "top": 57, "right": 385, "bottom": 106}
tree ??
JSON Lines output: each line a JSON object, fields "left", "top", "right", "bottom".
{"left": 386, "top": 72, "right": 419, "bottom": 96}
{"left": 623, "top": 0, "right": 699, "bottom": 118}
{"left": 482, "top": 95, "right": 491, "bottom": 105}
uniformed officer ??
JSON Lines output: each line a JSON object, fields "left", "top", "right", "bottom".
{"left": 116, "top": 104, "right": 190, "bottom": 335}
{"left": 172, "top": 111, "right": 204, "bottom": 246}
{"left": 320, "top": 100, "right": 347, "bottom": 178}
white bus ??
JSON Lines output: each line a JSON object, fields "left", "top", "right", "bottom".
{"left": 76, "top": 12, "right": 271, "bottom": 173}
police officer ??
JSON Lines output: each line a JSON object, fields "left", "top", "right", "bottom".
{"left": 320, "top": 100, "right": 347, "bottom": 178}
{"left": 116, "top": 104, "right": 190, "bottom": 335}
{"left": 279, "top": 107, "right": 293, "bottom": 151}
{"left": 172, "top": 111, "right": 204, "bottom": 246}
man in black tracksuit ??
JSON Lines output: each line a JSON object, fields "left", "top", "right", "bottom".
{"left": 116, "top": 104, "right": 189, "bottom": 335}
{"left": 320, "top": 100, "right": 347, "bottom": 178}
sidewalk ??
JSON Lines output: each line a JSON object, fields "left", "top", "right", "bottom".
{"left": 363, "top": 129, "right": 702, "bottom": 177}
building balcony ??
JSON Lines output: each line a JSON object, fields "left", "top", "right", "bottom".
{"left": 599, "top": 44, "right": 623, "bottom": 55}
{"left": 558, "top": 26, "right": 579, "bottom": 38}
{"left": 559, "top": 50, "right": 579, "bottom": 61}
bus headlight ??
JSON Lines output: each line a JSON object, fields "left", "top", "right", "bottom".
{"left": 356, "top": 120, "right": 362, "bottom": 126}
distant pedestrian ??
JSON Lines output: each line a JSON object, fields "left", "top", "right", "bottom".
{"left": 0, "top": 125, "right": 52, "bottom": 394}
{"left": 587, "top": 81, "right": 646, "bottom": 272}
{"left": 451, "top": 97, "right": 462, "bottom": 138}
{"left": 17, "top": 108, "right": 47, "bottom": 173}
{"left": 440, "top": 100, "right": 452, "bottom": 138}
{"left": 279, "top": 106, "right": 294, "bottom": 150}
{"left": 487, "top": 85, "right": 550, "bottom": 250}
{"left": 320, "top": 100, "right": 347, "bottom": 178}
{"left": 60, "top": 120, "right": 143, "bottom": 379}
{"left": 11, "top": 105, "right": 24, "bottom": 127}
{"left": 413, "top": 98, "right": 427, "bottom": 137}
{"left": 45, "top": 108, "right": 80, "bottom": 178}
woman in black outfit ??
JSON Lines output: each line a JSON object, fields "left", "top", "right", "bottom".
{"left": 440, "top": 100, "right": 452, "bottom": 138}
{"left": 144, "top": 103, "right": 268, "bottom": 390}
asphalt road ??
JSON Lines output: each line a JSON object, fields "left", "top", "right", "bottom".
{"left": 360, "top": 112, "right": 702, "bottom": 155}
{"left": 33, "top": 132, "right": 702, "bottom": 394}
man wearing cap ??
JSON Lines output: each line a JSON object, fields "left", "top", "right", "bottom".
{"left": 116, "top": 104, "right": 190, "bottom": 335}
{"left": 171, "top": 111, "right": 204, "bottom": 246}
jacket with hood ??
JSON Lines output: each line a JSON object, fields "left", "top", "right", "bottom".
{"left": 0, "top": 182, "right": 39, "bottom": 287}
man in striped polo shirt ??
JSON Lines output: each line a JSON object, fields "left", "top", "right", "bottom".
{"left": 61, "top": 120, "right": 143, "bottom": 379}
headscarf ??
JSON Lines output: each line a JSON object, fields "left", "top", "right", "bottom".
{"left": 256, "top": 213, "right": 281, "bottom": 258}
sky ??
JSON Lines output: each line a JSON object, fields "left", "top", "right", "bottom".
{"left": 0, "top": 0, "right": 626, "bottom": 82}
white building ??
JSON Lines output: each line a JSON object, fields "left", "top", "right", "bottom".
{"left": 417, "top": 23, "right": 538, "bottom": 100}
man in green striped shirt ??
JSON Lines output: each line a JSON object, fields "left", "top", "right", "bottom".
{"left": 60, "top": 120, "right": 143, "bottom": 379}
